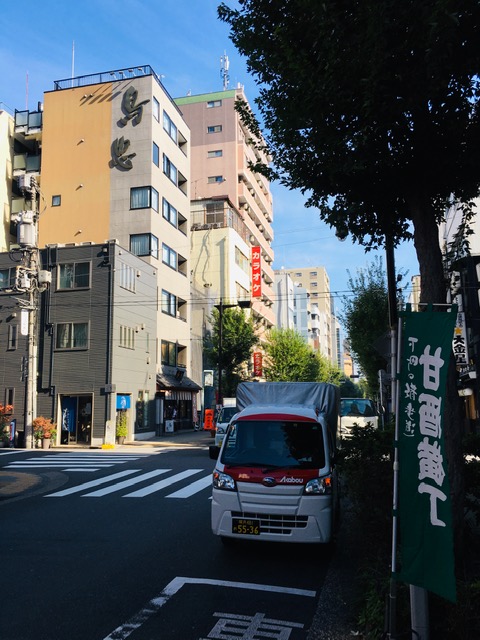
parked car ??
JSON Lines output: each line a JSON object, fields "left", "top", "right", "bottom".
{"left": 340, "top": 397, "right": 379, "bottom": 439}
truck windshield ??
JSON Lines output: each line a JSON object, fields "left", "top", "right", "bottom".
{"left": 340, "top": 399, "right": 376, "bottom": 418}
{"left": 220, "top": 420, "right": 326, "bottom": 469}
{"left": 218, "top": 406, "right": 237, "bottom": 424}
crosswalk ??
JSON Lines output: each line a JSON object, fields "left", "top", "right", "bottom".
{"left": 45, "top": 468, "right": 212, "bottom": 499}
{"left": 3, "top": 450, "right": 165, "bottom": 472}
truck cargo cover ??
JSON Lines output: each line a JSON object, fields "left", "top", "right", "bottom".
{"left": 236, "top": 382, "right": 340, "bottom": 441}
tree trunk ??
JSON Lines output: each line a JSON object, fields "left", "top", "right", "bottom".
{"left": 410, "top": 201, "right": 465, "bottom": 569}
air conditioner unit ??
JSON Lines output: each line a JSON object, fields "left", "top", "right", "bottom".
{"left": 201, "top": 224, "right": 209, "bottom": 230}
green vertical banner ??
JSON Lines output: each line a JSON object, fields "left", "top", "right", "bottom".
{"left": 397, "top": 307, "right": 457, "bottom": 602}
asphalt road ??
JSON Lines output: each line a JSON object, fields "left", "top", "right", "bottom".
{"left": 0, "top": 435, "right": 361, "bottom": 640}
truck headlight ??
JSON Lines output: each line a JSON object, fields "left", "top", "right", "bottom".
{"left": 304, "top": 476, "right": 332, "bottom": 495}
{"left": 213, "top": 470, "right": 236, "bottom": 491}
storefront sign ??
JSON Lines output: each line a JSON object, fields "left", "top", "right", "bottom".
{"left": 452, "top": 311, "right": 468, "bottom": 369}
{"left": 111, "top": 85, "right": 149, "bottom": 171}
{"left": 251, "top": 246, "right": 262, "bottom": 298}
{"left": 397, "top": 307, "right": 457, "bottom": 602}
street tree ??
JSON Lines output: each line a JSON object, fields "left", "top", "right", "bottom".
{"left": 263, "top": 327, "right": 343, "bottom": 383}
{"left": 340, "top": 257, "right": 390, "bottom": 396}
{"left": 204, "top": 306, "right": 258, "bottom": 397}
{"left": 218, "top": 0, "right": 476, "bottom": 555}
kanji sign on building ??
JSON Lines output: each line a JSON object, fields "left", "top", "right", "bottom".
{"left": 397, "top": 307, "right": 457, "bottom": 602}
{"left": 251, "top": 246, "right": 262, "bottom": 298}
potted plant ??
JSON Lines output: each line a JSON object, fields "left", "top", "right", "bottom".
{"left": 116, "top": 411, "right": 128, "bottom": 444}
{"left": 32, "top": 417, "right": 57, "bottom": 449}
{"left": 0, "top": 404, "right": 13, "bottom": 448}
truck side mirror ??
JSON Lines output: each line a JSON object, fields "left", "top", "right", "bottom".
{"left": 209, "top": 445, "right": 220, "bottom": 460}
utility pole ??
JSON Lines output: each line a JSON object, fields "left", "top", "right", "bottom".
{"left": 14, "top": 176, "right": 48, "bottom": 448}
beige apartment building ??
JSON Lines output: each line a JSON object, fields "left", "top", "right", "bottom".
{"left": 175, "top": 88, "right": 275, "bottom": 381}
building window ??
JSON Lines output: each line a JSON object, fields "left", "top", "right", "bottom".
{"left": 56, "top": 322, "right": 88, "bottom": 350}
{"left": 120, "top": 325, "right": 135, "bottom": 349}
{"left": 163, "top": 154, "right": 178, "bottom": 185}
{"left": 7, "top": 325, "right": 18, "bottom": 350}
{"left": 205, "top": 202, "right": 224, "bottom": 224}
{"left": 52, "top": 195, "right": 61, "bottom": 207}
{"left": 163, "top": 111, "right": 178, "bottom": 143}
{"left": 311, "top": 282, "right": 318, "bottom": 288}
{"left": 207, "top": 100, "right": 222, "bottom": 108}
{"left": 235, "top": 247, "right": 249, "bottom": 274}
{"left": 208, "top": 175, "right": 224, "bottom": 184}
{"left": 130, "top": 186, "right": 159, "bottom": 212}
{"left": 161, "top": 290, "right": 177, "bottom": 317}
{"left": 119, "top": 262, "right": 136, "bottom": 292}
{"left": 310, "top": 271, "right": 317, "bottom": 277}
{"left": 207, "top": 150, "right": 223, "bottom": 158}
{"left": 153, "top": 97, "right": 160, "bottom": 122}
{"left": 162, "top": 198, "right": 178, "bottom": 227}
{"left": 161, "top": 340, "right": 177, "bottom": 366}
{"left": 58, "top": 262, "right": 90, "bottom": 289}
{"left": 207, "top": 125, "right": 222, "bottom": 133}
{"left": 0, "top": 268, "right": 15, "bottom": 290}
{"left": 162, "top": 244, "right": 177, "bottom": 270}
{"left": 153, "top": 142, "right": 159, "bottom": 167}
{"left": 130, "top": 234, "right": 159, "bottom": 259}
{"left": 5, "top": 388, "right": 14, "bottom": 408}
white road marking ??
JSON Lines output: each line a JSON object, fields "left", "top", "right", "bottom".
{"left": 83, "top": 470, "right": 170, "bottom": 497}
{"left": 123, "top": 469, "right": 203, "bottom": 497}
{"left": 165, "top": 474, "right": 212, "bottom": 498}
{"left": 45, "top": 470, "right": 139, "bottom": 497}
{"left": 102, "top": 576, "right": 316, "bottom": 640}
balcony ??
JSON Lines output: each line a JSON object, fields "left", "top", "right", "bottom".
{"left": 15, "top": 110, "right": 42, "bottom": 138}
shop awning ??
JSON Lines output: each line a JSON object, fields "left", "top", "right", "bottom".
{"left": 156, "top": 371, "right": 202, "bottom": 392}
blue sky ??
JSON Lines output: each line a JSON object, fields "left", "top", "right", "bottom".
{"left": 0, "top": 0, "right": 419, "bottom": 313}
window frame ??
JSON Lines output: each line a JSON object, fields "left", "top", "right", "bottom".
{"left": 52, "top": 195, "right": 61, "bottom": 207}
{"left": 130, "top": 186, "right": 159, "bottom": 212}
{"left": 130, "top": 233, "right": 159, "bottom": 259}
{"left": 57, "top": 262, "right": 91, "bottom": 290}
{"left": 161, "top": 289, "right": 177, "bottom": 317}
{"left": 207, "top": 125, "right": 222, "bottom": 134}
{"left": 55, "top": 322, "right": 89, "bottom": 350}
{"left": 162, "top": 243, "right": 178, "bottom": 270}
{"left": 153, "top": 142, "right": 159, "bottom": 167}
{"left": 162, "top": 198, "right": 178, "bottom": 228}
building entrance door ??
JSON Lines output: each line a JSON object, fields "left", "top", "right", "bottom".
{"left": 60, "top": 395, "right": 93, "bottom": 445}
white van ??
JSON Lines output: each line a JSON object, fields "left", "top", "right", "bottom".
{"left": 209, "top": 382, "right": 340, "bottom": 545}
{"left": 339, "top": 398, "right": 379, "bottom": 439}
{"left": 214, "top": 405, "right": 238, "bottom": 447}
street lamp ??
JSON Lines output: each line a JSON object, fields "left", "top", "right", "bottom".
{"left": 214, "top": 297, "right": 251, "bottom": 404}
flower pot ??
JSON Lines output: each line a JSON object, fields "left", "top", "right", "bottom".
{"left": 116, "top": 436, "right": 125, "bottom": 445}
{"left": 42, "top": 438, "right": 51, "bottom": 449}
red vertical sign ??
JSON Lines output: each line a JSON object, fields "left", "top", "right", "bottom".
{"left": 251, "top": 246, "right": 262, "bottom": 298}
{"left": 253, "top": 352, "right": 263, "bottom": 377}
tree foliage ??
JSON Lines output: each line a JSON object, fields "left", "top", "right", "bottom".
{"left": 218, "top": 0, "right": 470, "bottom": 556}
{"left": 263, "top": 327, "right": 343, "bottom": 383}
{"left": 340, "top": 257, "right": 390, "bottom": 395}
{"left": 218, "top": 0, "right": 480, "bottom": 303}
{"left": 204, "top": 307, "right": 258, "bottom": 396}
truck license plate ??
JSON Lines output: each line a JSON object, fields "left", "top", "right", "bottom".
{"left": 232, "top": 518, "right": 260, "bottom": 535}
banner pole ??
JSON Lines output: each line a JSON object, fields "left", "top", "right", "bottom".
{"left": 388, "top": 313, "right": 403, "bottom": 639}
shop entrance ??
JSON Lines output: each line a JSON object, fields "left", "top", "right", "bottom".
{"left": 60, "top": 395, "right": 93, "bottom": 445}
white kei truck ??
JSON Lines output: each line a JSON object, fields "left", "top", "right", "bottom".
{"left": 209, "top": 381, "right": 340, "bottom": 545}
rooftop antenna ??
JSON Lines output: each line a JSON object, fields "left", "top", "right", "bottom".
{"left": 71, "top": 41, "right": 75, "bottom": 88}
{"left": 220, "top": 52, "right": 230, "bottom": 91}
